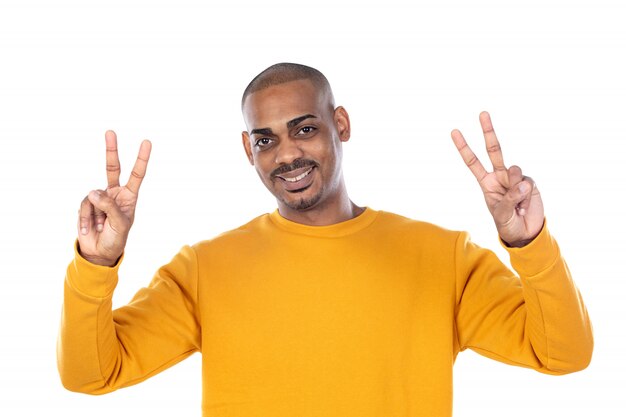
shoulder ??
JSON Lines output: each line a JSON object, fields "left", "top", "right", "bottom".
{"left": 190, "top": 213, "right": 273, "bottom": 256}
{"left": 368, "top": 210, "right": 469, "bottom": 270}
{"left": 374, "top": 210, "right": 461, "bottom": 243}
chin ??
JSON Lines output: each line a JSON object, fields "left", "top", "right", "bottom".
{"left": 281, "top": 189, "right": 323, "bottom": 211}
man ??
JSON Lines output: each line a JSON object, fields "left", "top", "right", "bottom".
{"left": 58, "top": 63, "right": 593, "bottom": 416}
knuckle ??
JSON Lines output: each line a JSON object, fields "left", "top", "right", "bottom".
{"left": 465, "top": 155, "right": 478, "bottom": 167}
{"left": 456, "top": 142, "right": 469, "bottom": 151}
{"left": 95, "top": 194, "right": 111, "bottom": 207}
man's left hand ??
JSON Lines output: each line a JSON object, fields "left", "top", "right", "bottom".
{"left": 451, "top": 111, "right": 544, "bottom": 247}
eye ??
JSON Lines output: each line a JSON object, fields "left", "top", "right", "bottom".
{"left": 254, "top": 137, "right": 273, "bottom": 149}
{"left": 296, "top": 126, "right": 317, "bottom": 136}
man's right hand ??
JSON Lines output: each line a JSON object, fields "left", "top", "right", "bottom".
{"left": 77, "top": 130, "right": 152, "bottom": 267}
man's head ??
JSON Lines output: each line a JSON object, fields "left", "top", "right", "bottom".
{"left": 241, "top": 63, "right": 335, "bottom": 110}
{"left": 241, "top": 63, "right": 351, "bottom": 222}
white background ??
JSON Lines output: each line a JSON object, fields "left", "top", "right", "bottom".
{"left": 1, "top": 0, "right": 624, "bottom": 415}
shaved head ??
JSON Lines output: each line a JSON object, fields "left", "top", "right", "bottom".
{"left": 241, "top": 63, "right": 335, "bottom": 110}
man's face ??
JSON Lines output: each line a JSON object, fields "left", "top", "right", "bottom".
{"left": 242, "top": 79, "right": 350, "bottom": 214}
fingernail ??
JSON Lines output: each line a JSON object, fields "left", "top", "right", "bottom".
{"left": 96, "top": 224, "right": 103, "bottom": 232}
{"left": 519, "top": 182, "right": 529, "bottom": 194}
{"left": 81, "top": 227, "right": 88, "bottom": 235}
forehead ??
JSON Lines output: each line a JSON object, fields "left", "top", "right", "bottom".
{"left": 242, "top": 79, "right": 329, "bottom": 130}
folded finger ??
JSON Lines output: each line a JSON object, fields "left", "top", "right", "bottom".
{"left": 507, "top": 165, "right": 524, "bottom": 188}
{"left": 93, "top": 207, "right": 106, "bottom": 232}
{"left": 87, "top": 189, "right": 127, "bottom": 233}
{"left": 78, "top": 196, "right": 94, "bottom": 235}
{"left": 499, "top": 176, "right": 535, "bottom": 217}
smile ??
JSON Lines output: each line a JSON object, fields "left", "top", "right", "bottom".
{"left": 275, "top": 165, "right": 316, "bottom": 192}
{"left": 280, "top": 167, "right": 314, "bottom": 182}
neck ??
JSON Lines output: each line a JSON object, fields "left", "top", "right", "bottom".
{"left": 277, "top": 183, "right": 363, "bottom": 226}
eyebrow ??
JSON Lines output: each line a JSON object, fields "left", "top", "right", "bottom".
{"left": 250, "top": 127, "right": 273, "bottom": 136}
{"left": 287, "top": 114, "right": 317, "bottom": 129}
{"left": 250, "top": 114, "right": 318, "bottom": 136}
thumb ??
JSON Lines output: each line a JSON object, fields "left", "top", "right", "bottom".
{"left": 87, "top": 190, "right": 129, "bottom": 234}
{"left": 502, "top": 180, "right": 533, "bottom": 217}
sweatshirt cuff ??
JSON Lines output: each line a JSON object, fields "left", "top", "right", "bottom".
{"left": 66, "top": 240, "right": 123, "bottom": 298}
{"left": 500, "top": 219, "right": 561, "bottom": 278}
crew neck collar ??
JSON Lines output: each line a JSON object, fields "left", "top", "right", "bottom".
{"left": 268, "top": 207, "right": 378, "bottom": 238}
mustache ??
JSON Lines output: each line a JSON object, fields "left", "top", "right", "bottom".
{"left": 271, "top": 159, "right": 318, "bottom": 178}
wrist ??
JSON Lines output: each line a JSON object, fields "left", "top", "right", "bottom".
{"left": 501, "top": 237, "right": 534, "bottom": 248}
{"left": 500, "top": 219, "right": 546, "bottom": 248}
{"left": 77, "top": 243, "right": 122, "bottom": 267}
{"left": 69, "top": 240, "right": 120, "bottom": 298}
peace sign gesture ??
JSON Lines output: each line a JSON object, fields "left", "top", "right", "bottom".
{"left": 451, "top": 112, "right": 544, "bottom": 247}
{"left": 77, "top": 131, "right": 152, "bottom": 266}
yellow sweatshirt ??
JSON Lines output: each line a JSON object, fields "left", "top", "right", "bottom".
{"left": 58, "top": 208, "right": 593, "bottom": 416}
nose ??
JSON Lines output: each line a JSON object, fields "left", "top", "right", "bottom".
{"left": 274, "top": 137, "right": 304, "bottom": 165}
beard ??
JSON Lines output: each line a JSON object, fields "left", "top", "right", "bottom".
{"left": 280, "top": 186, "right": 323, "bottom": 211}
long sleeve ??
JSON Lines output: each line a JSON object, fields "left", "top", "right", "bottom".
{"left": 454, "top": 221, "right": 593, "bottom": 375}
{"left": 57, "top": 243, "right": 201, "bottom": 394}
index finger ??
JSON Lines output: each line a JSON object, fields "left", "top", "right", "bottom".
{"left": 125, "top": 139, "right": 152, "bottom": 194}
{"left": 451, "top": 128, "right": 488, "bottom": 183}
{"left": 105, "top": 130, "right": 121, "bottom": 189}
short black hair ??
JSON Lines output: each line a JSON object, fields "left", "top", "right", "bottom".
{"left": 241, "top": 62, "right": 334, "bottom": 109}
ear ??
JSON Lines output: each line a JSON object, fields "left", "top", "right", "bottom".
{"left": 241, "top": 131, "right": 254, "bottom": 165}
{"left": 334, "top": 106, "right": 351, "bottom": 142}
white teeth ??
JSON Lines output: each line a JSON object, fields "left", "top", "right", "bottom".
{"left": 283, "top": 167, "right": 313, "bottom": 182}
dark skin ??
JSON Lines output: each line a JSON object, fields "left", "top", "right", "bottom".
{"left": 241, "top": 79, "right": 363, "bottom": 226}
{"left": 77, "top": 80, "right": 544, "bottom": 266}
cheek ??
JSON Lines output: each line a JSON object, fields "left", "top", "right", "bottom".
{"left": 253, "top": 155, "right": 275, "bottom": 179}
{"left": 320, "top": 141, "right": 342, "bottom": 165}
{"left": 308, "top": 139, "right": 333, "bottom": 161}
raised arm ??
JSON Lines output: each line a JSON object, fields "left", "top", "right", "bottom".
{"left": 450, "top": 112, "right": 593, "bottom": 373}
{"left": 58, "top": 132, "right": 200, "bottom": 394}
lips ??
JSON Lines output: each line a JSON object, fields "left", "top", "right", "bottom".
{"left": 275, "top": 166, "right": 316, "bottom": 192}
{"left": 277, "top": 166, "right": 313, "bottom": 182}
